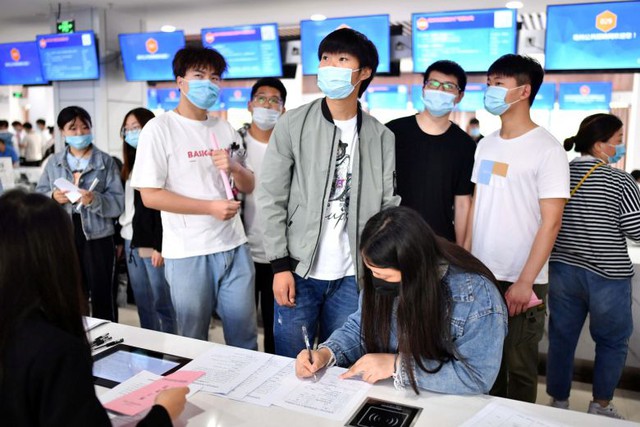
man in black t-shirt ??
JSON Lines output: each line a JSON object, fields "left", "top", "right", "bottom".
{"left": 387, "top": 60, "right": 475, "bottom": 244}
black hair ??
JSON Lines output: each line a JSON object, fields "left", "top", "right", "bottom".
{"left": 57, "top": 106, "right": 92, "bottom": 129}
{"left": 318, "top": 28, "right": 379, "bottom": 96}
{"left": 469, "top": 118, "right": 480, "bottom": 126}
{"left": 424, "top": 60, "right": 467, "bottom": 92}
{"left": 0, "top": 120, "right": 8, "bottom": 128}
{"left": 631, "top": 170, "right": 640, "bottom": 182}
{"left": 359, "top": 206, "right": 498, "bottom": 394}
{"left": 564, "top": 113, "right": 623, "bottom": 154}
{"left": 121, "top": 108, "right": 155, "bottom": 181}
{"left": 487, "top": 54, "right": 544, "bottom": 106}
{"left": 36, "top": 119, "right": 46, "bottom": 126}
{"left": 172, "top": 46, "right": 227, "bottom": 78}
{"left": 23, "top": 122, "right": 32, "bottom": 130}
{"left": 0, "top": 190, "right": 87, "bottom": 380}
{"left": 251, "top": 77, "right": 287, "bottom": 105}
{"left": 11, "top": 121, "right": 21, "bottom": 128}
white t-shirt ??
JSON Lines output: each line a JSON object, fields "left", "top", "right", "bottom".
{"left": 309, "top": 116, "right": 358, "bottom": 280}
{"left": 119, "top": 178, "right": 134, "bottom": 241}
{"left": 131, "top": 111, "right": 247, "bottom": 259}
{"left": 243, "top": 131, "right": 269, "bottom": 264}
{"left": 24, "top": 131, "right": 43, "bottom": 161}
{"left": 471, "top": 126, "right": 570, "bottom": 284}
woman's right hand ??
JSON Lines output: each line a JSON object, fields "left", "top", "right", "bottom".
{"left": 52, "top": 189, "right": 70, "bottom": 205}
{"left": 295, "top": 347, "right": 332, "bottom": 378}
{"left": 154, "top": 387, "right": 189, "bottom": 421}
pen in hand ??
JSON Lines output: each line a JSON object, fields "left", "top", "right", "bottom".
{"left": 301, "top": 326, "right": 317, "bottom": 382}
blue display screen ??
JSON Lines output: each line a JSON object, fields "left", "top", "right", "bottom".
{"left": 558, "top": 82, "right": 611, "bottom": 110}
{"left": 532, "top": 82, "right": 556, "bottom": 110}
{"left": 365, "top": 85, "right": 409, "bottom": 110}
{"left": 545, "top": 1, "right": 640, "bottom": 71}
{"left": 36, "top": 31, "right": 99, "bottom": 81}
{"left": 412, "top": 9, "right": 516, "bottom": 73}
{"left": 411, "top": 84, "right": 425, "bottom": 112}
{"left": 300, "top": 15, "right": 390, "bottom": 75}
{"left": 223, "top": 87, "right": 252, "bottom": 109}
{"left": 201, "top": 23, "right": 282, "bottom": 79}
{"left": 119, "top": 31, "right": 185, "bottom": 81}
{"left": 0, "top": 41, "right": 48, "bottom": 85}
{"left": 456, "top": 83, "right": 487, "bottom": 112}
{"left": 147, "top": 88, "right": 180, "bottom": 111}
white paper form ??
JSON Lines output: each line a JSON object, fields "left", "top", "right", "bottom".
{"left": 53, "top": 177, "right": 82, "bottom": 203}
{"left": 273, "top": 366, "right": 372, "bottom": 421}
{"left": 84, "top": 316, "right": 109, "bottom": 332}
{"left": 240, "top": 358, "right": 298, "bottom": 407}
{"left": 226, "top": 354, "right": 291, "bottom": 403}
{"left": 459, "top": 402, "right": 571, "bottom": 427}
{"left": 182, "top": 344, "right": 273, "bottom": 394}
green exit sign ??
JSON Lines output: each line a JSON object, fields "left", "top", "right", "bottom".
{"left": 57, "top": 20, "right": 75, "bottom": 34}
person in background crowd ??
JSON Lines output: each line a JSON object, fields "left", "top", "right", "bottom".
{"left": 22, "top": 122, "right": 44, "bottom": 166}
{"left": 464, "top": 54, "right": 570, "bottom": 403}
{"left": 467, "top": 118, "right": 484, "bottom": 143}
{"left": 36, "top": 118, "right": 52, "bottom": 141}
{"left": 0, "top": 120, "right": 14, "bottom": 149}
{"left": 0, "top": 189, "right": 188, "bottom": 426}
{"left": 257, "top": 28, "right": 400, "bottom": 358}
{"left": 120, "top": 107, "right": 176, "bottom": 334}
{"left": 296, "top": 207, "right": 507, "bottom": 395}
{"left": 11, "top": 121, "right": 25, "bottom": 159}
{"left": 0, "top": 138, "right": 19, "bottom": 167}
{"left": 547, "top": 114, "right": 638, "bottom": 419}
{"left": 387, "top": 60, "right": 475, "bottom": 244}
{"left": 36, "top": 106, "right": 124, "bottom": 322}
{"left": 235, "top": 77, "right": 287, "bottom": 354}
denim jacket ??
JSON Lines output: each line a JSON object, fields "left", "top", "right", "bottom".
{"left": 36, "top": 146, "right": 124, "bottom": 240}
{"left": 319, "top": 265, "right": 508, "bottom": 395}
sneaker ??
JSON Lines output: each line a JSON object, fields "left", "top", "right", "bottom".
{"left": 550, "top": 399, "right": 569, "bottom": 409}
{"left": 588, "top": 401, "right": 625, "bottom": 419}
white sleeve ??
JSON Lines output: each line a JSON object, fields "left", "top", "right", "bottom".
{"left": 538, "top": 144, "right": 570, "bottom": 199}
{"left": 131, "top": 121, "right": 168, "bottom": 189}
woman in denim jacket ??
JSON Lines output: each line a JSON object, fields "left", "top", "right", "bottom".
{"left": 296, "top": 207, "right": 507, "bottom": 394}
{"left": 36, "top": 106, "right": 124, "bottom": 322}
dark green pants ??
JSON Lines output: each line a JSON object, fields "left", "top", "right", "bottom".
{"left": 490, "top": 281, "right": 547, "bottom": 403}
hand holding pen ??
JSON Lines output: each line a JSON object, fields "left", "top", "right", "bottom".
{"left": 75, "top": 177, "right": 99, "bottom": 212}
{"left": 301, "top": 326, "right": 317, "bottom": 382}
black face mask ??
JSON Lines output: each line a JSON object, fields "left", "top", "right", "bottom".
{"left": 371, "top": 277, "right": 401, "bottom": 297}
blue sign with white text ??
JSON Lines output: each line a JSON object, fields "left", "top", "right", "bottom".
{"left": 201, "top": 23, "right": 282, "bottom": 79}
{"left": 300, "top": 15, "right": 390, "bottom": 75}
{"left": 546, "top": 1, "right": 640, "bottom": 71}
{"left": 120, "top": 31, "right": 185, "bottom": 81}
{"left": 558, "top": 82, "right": 611, "bottom": 110}
{"left": 532, "top": 82, "right": 556, "bottom": 110}
{"left": 0, "top": 41, "right": 48, "bottom": 85}
{"left": 412, "top": 9, "right": 516, "bottom": 73}
{"left": 365, "top": 85, "right": 409, "bottom": 110}
{"left": 223, "top": 87, "right": 252, "bottom": 109}
{"left": 36, "top": 31, "right": 99, "bottom": 81}
{"left": 456, "top": 83, "right": 487, "bottom": 112}
{"left": 147, "top": 88, "right": 180, "bottom": 111}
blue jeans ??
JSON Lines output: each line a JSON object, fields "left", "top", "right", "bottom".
{"left": 274, "top": 274, "right": 359, "bottom": 358}
{"left": 164, "top": 244, "right": 257, "bottom": 349}
{"left": 547, "top": 262, "right": 633, "bottom": 401}
{"left": 124, "top": 240, "right": 175, "bottom": 333}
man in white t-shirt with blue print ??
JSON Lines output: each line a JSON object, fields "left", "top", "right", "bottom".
{"left": 131, "top": 47, "right": 257, "bottom": 349}
{"left": 464, "top": 54, "right": 569, "bottom": 403}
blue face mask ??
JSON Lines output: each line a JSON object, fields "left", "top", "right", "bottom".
{"left": 184, "top": 79, "right": 220, "bottom": 110}
{"left": 125, "top": 130, "right": 140, "bottom": 148}
{"left": 421, "top": 89, "right": 456, "bottom": 117}
{"left": 317, "top": 66, "right": 360, "bottom": 100}
{"left": 606, "top": 143, "right": 626, "bottom": 164}
{"left": 470, "top": 127, "right": 481, "bottom": 137}
{"left": 484, "top": 85, "right": 524, "bottom": 116}
{"left": 66, "top": 134, "right": 92, "bottom": 150}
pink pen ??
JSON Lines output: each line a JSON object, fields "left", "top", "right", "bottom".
{"left": 210, "top": 132, "right": 235, "bottom": 200}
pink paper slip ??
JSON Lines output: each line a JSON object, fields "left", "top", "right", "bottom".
{"left": 104, "top": 370, "right": 204, "bottom": 416}
{"left": 527, "top": 292, "right": 543, "bottom": 309}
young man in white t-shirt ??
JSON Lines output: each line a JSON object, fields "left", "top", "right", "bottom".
{"left": 131, "top": 47, "right": 258, "bottom": 349}
{"left": 257, "top": 29, "right": 399, "bottom": 358}
{"left": 464, "top": 54, "right": 570, "bottom": 403}
{"left": 235, "top": 77, "right": 287, "bottom": 354}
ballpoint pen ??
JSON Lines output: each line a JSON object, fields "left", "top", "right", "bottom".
{"left": 93, "top": 338, "right": 124, "bottom": 351}
{"left": 91, "top": 333, "right": 111, "bottom": 348}
{"left": 75, "top": 177, "right": 100, "bottom": 212}
{"left": 301, "top": 325, "right": 317, "bottom": 382}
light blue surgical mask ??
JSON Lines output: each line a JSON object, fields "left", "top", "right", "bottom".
{"left": 421, "top": 89, "right": 456, "bottom": 117}
{"left": 125, "top": 130, "right": 140, "bottom": 148}
{"left": 606, "top": 143, "right": 626, "bottom": 164}
{"left": 66, "top": 134, "right": 93, "bottom": 150}
{"left": 317, "top": 66, "right": 360, "bottom": 100}
{"left": 484, "top": 85, "right": 524, "bottom": 116}
{"left": 252, "top": 107, "right": 281, "bottom": 130}
{"left": 184, "top": 79, "right": 220, "bottom": 110}
{"left": 470, "top": 127, "right": 481, "bottom": 138}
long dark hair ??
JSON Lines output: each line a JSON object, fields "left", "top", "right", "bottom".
{"left": 121, "top": 108, "right": 155, "bottom": 181}
{"left": 564, "top": 113, "right": 623, "bottom": 155}
{"left": 359, "top": 207, "right": 497, "bottom": 394}
{"left": 0, "top": 190, "right": 88, "bottom": 379}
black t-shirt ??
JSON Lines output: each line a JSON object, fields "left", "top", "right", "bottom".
{"left": 387, "top": 115, "right": 476, "bottom": 241}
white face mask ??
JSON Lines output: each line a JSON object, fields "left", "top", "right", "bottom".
{"left": 252, "top": 107, "right": 281, "bottom": 130}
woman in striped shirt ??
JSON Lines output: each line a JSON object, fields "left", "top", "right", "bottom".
{"left": 547, "top": 113, "right": 640, "bottom": 419}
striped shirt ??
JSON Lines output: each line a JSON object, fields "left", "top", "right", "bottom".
{"left": 551, "top": 156, "right": 640, "bottom": 278}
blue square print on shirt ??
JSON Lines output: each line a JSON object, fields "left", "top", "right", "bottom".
{"left": 478, "top": 160, "right": 494, "bottom": 185}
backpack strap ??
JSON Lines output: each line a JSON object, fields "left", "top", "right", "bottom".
{"left": 567, "top": 162, "right": 605, "bottom": 204}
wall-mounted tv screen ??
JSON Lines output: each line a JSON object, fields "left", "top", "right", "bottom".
{"left": 147, "top": 88, "right": 180, "bottom": 111}
{"left": 456, "top": 83, "right": 487, "bottom": 112}
{"left": 36, "top": 31, "right": 99, "bottom": 81}
{"left": 412, "top": 8, "right": 516, "bottom": 73}
{"left": 558, "top": 82, "right": 611, "bottom": 110}
{"left": 119, "top": 31, "right": 185, "bottom": 81}
{"left": 532, "top": 82, "right": 556, "bottom": 110}
{"left": 201, "top": 23, "right": 282, "bottom": 79}
{"left": 0, "top": 41, "right": 48, "bottom": 85}
{"left": 545, "top": 1, "right": 640, "bottom": 71}
{"left": 365, "top": 85, "right": 409, "bottom": 110}
{"left": 300, "top": 14, "right": 390, "bottom": 75}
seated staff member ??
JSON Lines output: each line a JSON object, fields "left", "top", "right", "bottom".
{"left": 296, "top": 206, "right": 507, "bottom": 394}
{"left": 36, "top": 106, "right": 124, "bottom": 322}
{"left": 0, "top": 190, "right": 187, "bottom": 426}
